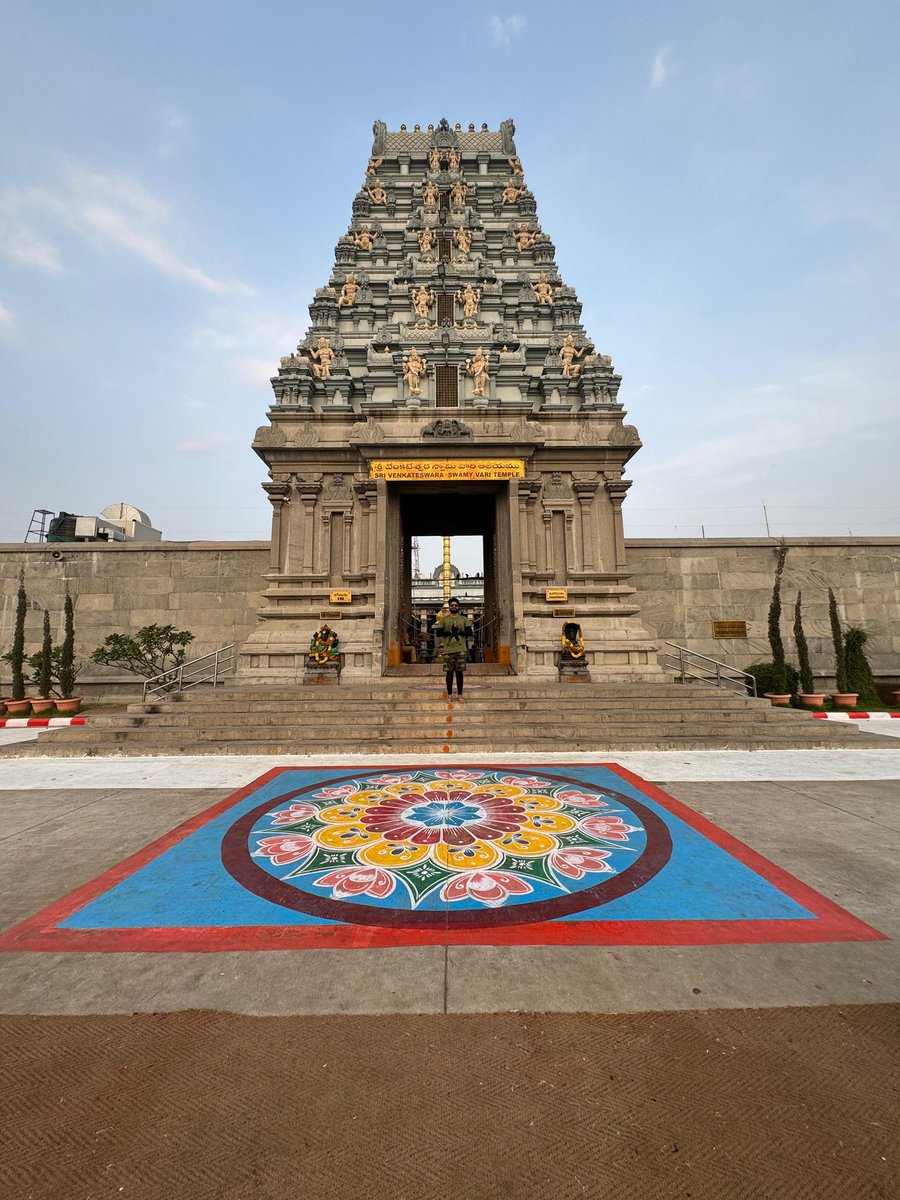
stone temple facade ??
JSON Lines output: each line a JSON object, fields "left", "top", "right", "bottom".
{"left": 242, "top": 118, "right": 662, "bottom": 682}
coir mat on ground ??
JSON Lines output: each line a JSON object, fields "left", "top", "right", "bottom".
{"left": 3, "top": 1005, "right": 897, "bottom": 1199}
{"left": 0, "top": 763, "right": 884, "bottom": 952}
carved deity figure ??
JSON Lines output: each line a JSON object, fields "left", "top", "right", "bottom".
{"left": 366, "top": 179, "right": 388, "bottom": 206}
{"left": 559, "top": 332, "right": 586, "bottom": 376}
{"left": 466, "top": 346, "right": 489, "bottom": 397}
{"left": 402, "top": 348, "right": 428, "bottom": 396}
{"left": 417, "top": 226, "right": 435, "bottom": 255}
{"left": 456, "top": 282, "right": 481, "bottom": 319}
{"left": 447, "top": 148, "right": 460, "bottom": 169}
{"left": 502, "top": 178, "right": 521, "bottom": 204}
{"left": 337, "top": 271, "right": 358, "bottom": 307}
{"left": 428, "top": 148, "right": 441, "bottom": 171}
{"left": 450, "top": 180, "right": 467, "bottom": 207}
{"left": 531, "top": 272, "right": 554, "bottom": 305}
{"left": 453, "top": 226, "right": 472, "bottom": 256}
{"left": 411, "top": 284, "right": 435, "bottom": 320}
{"left": 308, "top": 336, "right": 334, "bottom": 379}
{"left": 421, "top": 180, "right": 439, "bottom": 206}
{"left": 507, "top": 155, "right": 523, "bottom": 175}
{"left": 309, "top": 624, "right": 340, "bottom": 664}
{"left": 366, "top": 155, "right": 384, "bottom": 177}
{"left": 515, "top": 223, "right": 535, "bottom": 250}
{"left": 352, "top": 225, "right": 374, "bottom": 252}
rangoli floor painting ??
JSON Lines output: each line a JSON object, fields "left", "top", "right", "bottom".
{"left": 0, "top": 764, "right": 883, "bottom": 953}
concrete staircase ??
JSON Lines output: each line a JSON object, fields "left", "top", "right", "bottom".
{"left": 6, "top": 681, "right": 892, "bottom": 756}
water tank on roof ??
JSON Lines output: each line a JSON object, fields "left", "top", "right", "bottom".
{"left": 100, "top": 503, "right": 162, "bottom": 542}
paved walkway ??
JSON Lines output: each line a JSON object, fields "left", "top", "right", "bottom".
{"left": 0, "top": 747, "right": 897, "bottom": 1018}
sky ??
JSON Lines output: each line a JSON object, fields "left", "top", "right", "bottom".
{"left": 1, "top": 0, "right": 898, "bottom": 575}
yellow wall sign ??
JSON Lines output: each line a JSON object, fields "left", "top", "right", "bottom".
{"left": 711, "top": 620, "right": 748, "bottom": 639}
{"left": 369, "top": 459, "right": 526, "bottom": 482}
{"left": 545, "top": 588, "right": 569, "bottom": 602}
{"left": 329, "top": 590, "right": 352, "bottom": 603}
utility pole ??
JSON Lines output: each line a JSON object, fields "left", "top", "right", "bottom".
{"left": 762, "top": 502, "right": 771, "bottom": 538}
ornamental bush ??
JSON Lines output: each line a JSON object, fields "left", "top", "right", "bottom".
{"left": 746, "top": 661, "right": 800, "bottom": 698}
{"left": 91, "top": 624, "right": 195, "bottom": 689}
{"left": 767, "top": 543, "right": 789, "bottom": 693}
{"left": 828, "top": 588, "right": 849, "bottom": 693}
{"left": 58, "top": 588, "right": 78, "bottom": 699}
{"left": 793, "top": 591, "right": 815, "bottom": 694}
{"left": 843, "top": 628, "right": 879, "bottom": 705}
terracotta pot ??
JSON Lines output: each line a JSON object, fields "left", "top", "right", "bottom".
{"left": 831, "top": 693, "right": 859, "bottom": 708}
{"left": 764, "top": 693, "right": 792, "bottom": 706}
{"left": 30, "top": 698, "right": 55, "bottom": 715}
{"left": 55, "top": 698, "right": 82, "bottom": 714}
{"left": 4, "top": 698, "right": 32, "bottom": 715}
{"left": 799, "top": 693, "right": 828, "bottom": 708}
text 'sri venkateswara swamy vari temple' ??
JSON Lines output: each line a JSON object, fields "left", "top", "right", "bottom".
{"left": 244, "top": 118, "right": 662, "bottom": 684}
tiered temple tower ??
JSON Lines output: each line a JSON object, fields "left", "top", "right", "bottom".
{"left": 242, "top": 118, "right": 662, "bottom": 681}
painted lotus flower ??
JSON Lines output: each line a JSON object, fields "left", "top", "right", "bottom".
{"left": 313, "top": 784, "right": 358, "bottom": 799}
{"left": 270, "top": 802, "right": 317, "bottom": 826}
{"left": 550, "top": 847, "right": 614, "bottom": 880}
{"left": 253, "top": 835, "right": 313, "bottom": 866}
{"left": 500, "top": 775, "right": 544, "bottom": 787}
{"left": 366, "top": 773, "right": 415, "bottom": 786}
{"left": 581, "top": 815, "right": 641, "bottom": 841}
{"left": 432, "top": 770, "right": 485, "bottom": 781}
{"left": 556, "top": 790, "right": 610, "bottom": 808}
{"left": 361, "top": 790, "right": 527, "bottom": 846}
{"left": 314, "top": 866, "right": 395, "bottom": 899}
{"left": 440, "top": 870, "right": 533, "bottom": 907}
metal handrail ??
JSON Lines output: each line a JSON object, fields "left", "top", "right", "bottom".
{"left": 142, "top": 643, "right": 235, "bottom": 702}
{"left": 663, "top": 641, "right": 757, "bottom": 697}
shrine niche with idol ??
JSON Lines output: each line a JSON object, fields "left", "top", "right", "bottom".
{"left": 243, "top": 119, "right": 661, "bottom": 683}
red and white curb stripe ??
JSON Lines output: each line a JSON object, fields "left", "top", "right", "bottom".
{"left": 813, "top": 712, "right": 900, "bottom": 720}
{"left": 0, "top": 717, "right": 86, "bottom": 728}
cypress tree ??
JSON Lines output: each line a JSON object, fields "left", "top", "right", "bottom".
{"left": 828, "top": 588, "right": 848, "bottom": 693}
{"left": 767, "top": 543, "right": 789, "bottom": 692}
{"left": 59, "top": 588, "right": 77, "bottom": 699}
{"left": 793, "top": 591, "right": 814, "bottom": 695}
{"left": 10, "top": 568, "right": 27, "bottom": 701}
{"left": 39, "top": 610, "right": 52, "bottom": 699}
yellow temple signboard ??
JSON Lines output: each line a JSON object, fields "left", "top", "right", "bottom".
{"left": 369, "top": 459, "right": 526, "bottom": 482}
{"left": 329, "top": 590, "right": 352, "bottom": 603}
{"left": 711, "top": 621, "right": 748, "bottom": 639}
{"left": 545, "top": 588, "right": 569, "bottom": 602}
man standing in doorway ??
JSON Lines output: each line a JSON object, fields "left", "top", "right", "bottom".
{"left": 434, "top": 597, "right": 473, "bottom": 701}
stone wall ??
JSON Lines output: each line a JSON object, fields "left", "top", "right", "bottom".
{"left": 2, "top": 537, "right": 898, "bottom": 697}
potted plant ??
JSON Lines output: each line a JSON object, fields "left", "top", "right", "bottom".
{"left": 844, "top": 627, "right": 879, "bottom": 708}
{"left": 3, "top": 569, "right": 31, "bottom": 715}
{"left": 828, "top": 588, "right": 857, "bottom": 707}
{"left": 29, "top": 611, "right": 55, "bottom": 715}
{"left": 763, "top": 544, "right": 794, "bottom": 704}
{"left": 56, "top": 589, "right": 82, "bottom": 713}
{"left": 794, "top": 591, "right": 826, "bottom": 707}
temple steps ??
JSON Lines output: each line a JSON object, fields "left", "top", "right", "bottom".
{"left": 4, "top": 682, "right": 891, "bottom": 757}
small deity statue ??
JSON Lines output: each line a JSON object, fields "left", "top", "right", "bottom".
{"left": 402, "top": 348, "right": 428, "bottom": 396}
{"left": 559, "top": 332, "right": 587, "bottom": 376}
{"left": 366, "top": 178, "right": 388, "bottom": 206}
{"left": 308, "top": 335, "right": 335, "bottom": 379}
{"left": 466, "top": 346, "right": 489, "bottom": 397}
{"left": 561, "top": 621, "right": 585, "bottom": 660}
{"left": 417, "top": 226, "right": 435, "bottom": 255}
{"left": 508, "top": 155, "right": 523, "bottom": 175}
{"left": 502, "top": 178, "right": 522, "bottom": 204}
{"left": 352, "top": 224, "right": 374, "bottom": 251}
{"left": 450, "top": 180, "right": 467, "bottom": 207}
{"left": 447, "top": 148, "right": 460, "bottom": 169}
{"left": 411, "top": 283, "right": 435, "bottom": 320}
{"left": 515, "top": 222, "right": 535, "bottom": 250}
{"left": 421, "top": 180, "right": 439, "bottom": 206}
{"left": 337, "top": 271, "right": 358, "bottom": 307}
{"left": 453, "top": 226, "right": 472, "bottom": 255}
{"left": 428, "top": 148, "right": 441, "bottom": 171}
{"left": 309, "top": 624, "right": 340, "bottom": 664}
{"left": 366, "top": 155, "right": 384, "bottom": 177}
{"left": 456, "top": 282, "right": 481, "bottom": 319}
{"left": 531, "top": 272, "right": 554, "bottom": 305}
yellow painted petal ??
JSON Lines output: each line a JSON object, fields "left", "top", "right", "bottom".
{"left": 433, "top": 840, "right": 502, "bottom": 871}
{"left": 316, "top": 824, "right": 380, "bottom": 850}
{"left": 495, "top": 829, "right": 557, "bottom": 856}
{"left": 523, "top": 812, "right": 576, "bottom": 834}
{"left": 360, "top": 840, "right": 429, "bottom": 868}
{"left": 318, "top": 804, "right": 366, "bottom": 824}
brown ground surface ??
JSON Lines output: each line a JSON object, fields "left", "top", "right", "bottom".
{"left": 4, "top": 1005, "right": 897, "bottom": 1200}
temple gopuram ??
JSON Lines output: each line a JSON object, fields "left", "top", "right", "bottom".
{"left": 242, "top": 118, "right": 662, "bottom": 682}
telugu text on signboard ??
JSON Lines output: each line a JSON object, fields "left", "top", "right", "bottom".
{"left": 711, "top": 621, "right": 749, "bottom": 639}
{"left": 369, "top": 459, "right": 526, "bottom": 482}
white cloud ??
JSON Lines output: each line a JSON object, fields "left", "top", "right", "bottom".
{"left": 0, "top": 300, "right": 16, "bottom": 335}
{"left": 488, "top": 14, "right": 526, "bottom": 47}
{"left": 651, "top": 45, "right": 671, "bottom": 88}
{"left": 173, "top": 432, "right": 239, "bottom": 455}
{"left": 0, "top": 164, "right": 251, "bottom": 295}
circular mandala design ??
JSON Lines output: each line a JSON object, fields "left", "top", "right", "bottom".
{"left": 221, "top": 768, "right": 671, "bottom": 929}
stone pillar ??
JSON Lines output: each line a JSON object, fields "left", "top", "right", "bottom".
{"left": 605, "top": 476, "right": 632, "bottom": 572}
{"left": 574, "top": 477, "right": 599, "bottom": 572}
{"left": 262, "top": 477, "right": 292, "bottom": 573}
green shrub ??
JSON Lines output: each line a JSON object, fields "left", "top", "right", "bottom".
{"left": 828, "top": 588, "right": 848, "bottom": 692}
{"left": 843, "top": 628, "right": 879, "bottom": 704}
{"left": 746, "top": 661, "right": 800, "bottom": 698}
{"left": 767, "top": 544, "right": 789, "bottom": 692}
{"left": 793, "top": 591, "right": 814, "bottom": 694}
{"left": 91, "top": 624, "right": 195, "bottom": 689}
{"left": 58, "top": 589, "right": 78, "bottom": 699}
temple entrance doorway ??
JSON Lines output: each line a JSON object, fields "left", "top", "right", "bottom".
{"left": 384, "top": 483, "right": 516, "bottom": 673}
